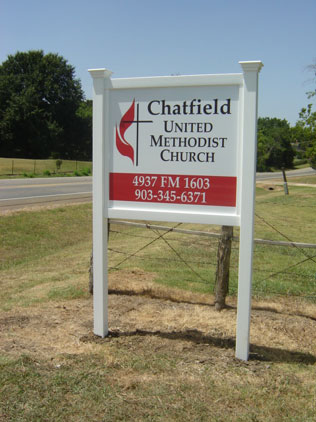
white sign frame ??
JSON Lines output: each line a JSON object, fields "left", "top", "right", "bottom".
{"left": 89, "top": 61, "right": 263, "bottom": 361}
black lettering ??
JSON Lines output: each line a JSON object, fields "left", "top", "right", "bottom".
{"left": 161, "top": 149, "right": 170, "bottom": 161}
{"left": 212, "top": 137, "right": 219, "bottom": 148}
{"left": 161, "top": 100, "right": 171, "bottom": 115}
{"left": 164, "top": 120, "right": 173, "bottom": 133}
{"left": 189, "top": 99, "right": 196, "bottom": 114}
{"left": 221, "top": 99, "right": 231, "bottom": 114}
{"left": 189, "top": 152, "right": 196, "bottom": 162}
{"left": 175, "top": 122, "right": 183, "bottom": 132}
{"left": 203, "top": 103, "right": 212, "bottom": 114}
{"left": 182, "top": 101, "right": 188, "bottom": 115}
{"left": 148, "top": 100, "right": 160, "bottom": 115}
{"left": 206, "top": 152, "right": 215, "bottom": 162}
{"left": 205, "top": 123, "right": 213, "bottom": 132}
{"left": 150, "top": 135, "right": 163, "bottom": 147}
{"left": 197, "top": 152, "right": 206, "bottom": 162}
{"left": 220, "top": 137, "right": 227, "bottom": 147}
{"left": 196, "top": 99, "right": 202, "bottom": 114}
{"left": 198, "top": 137, "right": 207, "bottom": 148}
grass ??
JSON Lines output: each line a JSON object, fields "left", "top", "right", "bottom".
{"left": 0, "top": 157, "right": 92, "bottom": 178}
{"left": 1, "top": 352, "right": 315, "bottom": 422}
{"left": 287, "top": 174, "right": 316, "bottom": 184}
{"left": 0, "top": 187, "right": 316, "bottom": 421}
{"left": 0, "top": 187, "right": 315, "bottom": 307}
{"left": 107, "top": 185, "right": 316, "bottom": 299}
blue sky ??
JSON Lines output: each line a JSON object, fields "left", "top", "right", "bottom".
{"left": 1, "top": 0, "right": 315, "bottom": 126}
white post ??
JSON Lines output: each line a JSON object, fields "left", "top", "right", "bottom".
{"left": 89, "top": 68, "right": 112, "bottom": 337}
{"left": 236, "top": 61, "right": 263, "bottom": 360}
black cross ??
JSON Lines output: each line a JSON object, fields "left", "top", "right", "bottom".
{"left": 122, "top": 103, "right": 153, "bottom": 166}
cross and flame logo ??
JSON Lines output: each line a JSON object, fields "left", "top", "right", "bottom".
{"left": 115, "top": 100, "right": 153, "bottom": 166}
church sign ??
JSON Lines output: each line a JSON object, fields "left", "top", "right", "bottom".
{"left": 89, "top": 61, "right": 263, "bottom": 361}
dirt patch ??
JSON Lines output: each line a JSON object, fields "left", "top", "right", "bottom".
{"left": 256, "top": 183, "right": 284, "bottom": 191}
{"left": 0, "top": 269, "right": 315, "bottom": 365}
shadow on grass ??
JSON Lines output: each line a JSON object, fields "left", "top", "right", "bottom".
{"left": 108, "top": 288, "right": 316, "bottom": 322}
{"left": 81, "top": 328, "right": 316, "bottom": 365}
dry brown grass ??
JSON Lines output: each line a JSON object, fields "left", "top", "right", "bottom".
{"left": 1, "top": 266, "right": 316, "bottom": 364}
{"left": 1, "top": 269, "right": 316, "bottom": 421}
{"left": 1, "top": 202, "right": 316, "bottom": 421}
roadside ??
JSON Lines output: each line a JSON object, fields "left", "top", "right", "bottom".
{"left": 0, "top": 176, "right": 92, "bottom": 213}
{"left": 256, "top": 167, "right": 316, "bottom": 180}
{"left": 1, "top": 168, "right": 315, "bottom": 214}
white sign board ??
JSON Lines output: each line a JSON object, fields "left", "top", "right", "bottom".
{"left": 109, "top": 83, "right": 239, "bottom": 225}
{"left": 89, "top": 61, "right": 263, "bottom": 361}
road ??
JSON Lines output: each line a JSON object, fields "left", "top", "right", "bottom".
{"left": 0, "top": 176, "right": 92, "bottom": 212}
{"left": 256, "top": 167, "right": 316, "bottom": 180}
{"left": 1, "top": 168, "right": 315, "bottom": 212}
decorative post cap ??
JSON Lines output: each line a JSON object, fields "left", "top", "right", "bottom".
{"left": 239, "top": 61, "right": 264, "bottom": 73}
{"left": 88, "top": 68, "right": 113, "bottom": 79}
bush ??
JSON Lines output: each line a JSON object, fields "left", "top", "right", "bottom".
{"left": 293, "top": 158, "right": 308, "bottom": 167}
{"left": 56, "top": 159, "right": 62, "bottom": 171}
{"left": 307, "top": 146, "right": 316, "bottom": 169}
{"left": 81, "top": 167, "right": 91, "bottom": 176}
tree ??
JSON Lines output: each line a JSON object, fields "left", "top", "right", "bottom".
{"left": 0, "top": 50, "right": 91, "bottom": 159}
{"left": 305, "top": 61, "right": 316, "bottom": 100}
{"left": 294, "top": 61, "right": 316, "bottom": 168}
{"left": 73, "top": 100, "right": 92, "bottom": 160}
{"left": 294, "top": 105, "right": 316, "bottom": 168}
{"left": 257, "top": 117, "right": 295, "bottom": 171}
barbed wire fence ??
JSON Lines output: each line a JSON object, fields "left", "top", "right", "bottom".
{"left": 103, "top": 213, "right": 316, "bottom": 301}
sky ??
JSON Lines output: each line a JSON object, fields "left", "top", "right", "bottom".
{"left": 1, "top": 0, "right": 315, "bottom": 126}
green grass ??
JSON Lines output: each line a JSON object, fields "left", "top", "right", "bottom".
{"left": 0, "top": 348, "right": 315, "bottom": 422}
{"left": 0, "top": 187, "right": 316, "bottom": 421}
{"left": 0, "top": 205, "right": 92, "bottom": 310}
{"left": 0, "top": 157, "right": 92, "bottom": 177}
{"left": 287, "top": 174, "right": 316, "bottom": 184}
{"left": 107, "top": 185, "right": 316, "bottom": 299}
{"left": 0, "top": 205, "right": 92, "bottom": 271}
{"left": 0, "top": 186, "right": 315, "bottom": 306}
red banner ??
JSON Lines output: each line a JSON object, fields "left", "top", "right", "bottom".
{"left": 110, "top": 173, "right": 236, "bottom": 207}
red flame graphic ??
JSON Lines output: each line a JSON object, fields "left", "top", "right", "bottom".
{"left": 116, "top": 100, "right": 135, "bottom": 164}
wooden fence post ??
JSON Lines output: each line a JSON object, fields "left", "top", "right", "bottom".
{"left": 214, "top": 225, "right": 233, "bottom": 310}
{"left": 281, "top": 167, "right": 289, "bottom": 195}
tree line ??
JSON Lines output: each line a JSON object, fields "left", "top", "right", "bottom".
{"left": 256, "top": 61, "right": 315, "bottom": 171}
{"left": 0, "top": 50, "right": 91, "bottom": 160}
{"left": 0, "top": 51, "right": 315, "bottom": 170}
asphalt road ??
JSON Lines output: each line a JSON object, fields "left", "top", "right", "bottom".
{"left": 256, "top": 167, "right": 316, "bottom": 180}
{"left": 1, "top": 168, "right": 315, "bottom": 212}
{"left": 0, "top": 176, "right": 92, "bottom": 211}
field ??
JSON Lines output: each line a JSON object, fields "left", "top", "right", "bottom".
{"left": 0, "top": 183, "right": 316, "bottom": 421}
{"left": 0, "top": 157, "right": 92, "bottom": 177}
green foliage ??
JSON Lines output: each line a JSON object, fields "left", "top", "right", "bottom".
{"left": 55, "top": 159, "right": 62, "bottom": 171}
{"left": 293, "top": 62, "right": 316, "bottom": 167}
{"left": 257, "top": 117, "right": 295, "bottom": 171}
{"left": 305, "top": 61, "right": 316, "bottom": 99}
{"left": 80, "top": 167, "right": 92, "bottom": 176}
{"left": 295, "top": 104, "right": 316, "bottom": 168}
{"left": 0, "top": 157, "right": 92, "bottom": 177}
{"left": 0, "top": 50, "right": 91, "bottom": 160}
{"left": 307, "top": 143, "right": 316, "bottom": 169}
